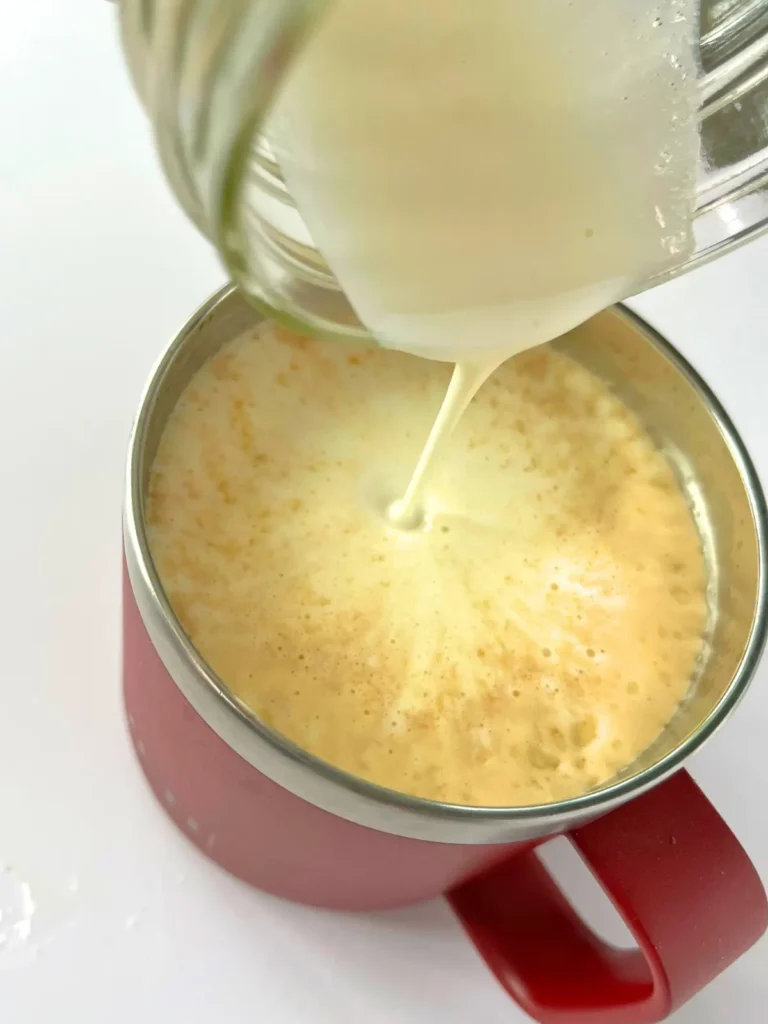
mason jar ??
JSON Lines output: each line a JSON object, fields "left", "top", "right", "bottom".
{"left": 118, "top": 0, "right": 768, "bottom": 343}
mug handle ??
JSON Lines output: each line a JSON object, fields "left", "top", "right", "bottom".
{"left": 449, "top": 771, "right": 767, "bottom": 1023}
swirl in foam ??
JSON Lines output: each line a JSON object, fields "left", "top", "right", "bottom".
{"left": 147, "top": 324, "right": 708, "bottom": 807}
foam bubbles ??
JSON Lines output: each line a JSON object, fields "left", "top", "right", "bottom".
{"left": 147, "top": 325, "right": 708, "bottom": 807}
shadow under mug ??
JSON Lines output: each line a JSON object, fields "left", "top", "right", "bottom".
{"left": 123, "top": 286, "right": 768, "bottom": 1023}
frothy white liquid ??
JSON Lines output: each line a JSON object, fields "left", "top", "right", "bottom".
{"left": 388, "top": 361, "right": 500, "bottom": 529}
{"left": 270, "top": 0, "right": 699, "bottom": 361}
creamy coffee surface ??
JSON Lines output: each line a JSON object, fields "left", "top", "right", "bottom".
{"left": 147, "top": 324, "right": 708, "bottom": 807}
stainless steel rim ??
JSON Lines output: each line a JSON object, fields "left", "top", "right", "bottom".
{"left": 124, "top": 285, "right": 768, "bottom": 844}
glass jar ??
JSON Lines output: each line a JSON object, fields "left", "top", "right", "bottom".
{"left": 119, "top": 0, "right": 768, "bottom": 342}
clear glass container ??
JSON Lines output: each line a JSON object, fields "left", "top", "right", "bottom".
{"left": 119, "top": 0, "right": 768, "bottom": 342}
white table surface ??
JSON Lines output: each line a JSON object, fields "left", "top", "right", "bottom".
{"left": 1, "top": 3, "right": 767, "bottom": 1022}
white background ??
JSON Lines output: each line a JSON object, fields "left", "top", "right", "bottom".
{"left": 0, "top": 2, "right": 766, "bottom": 1021}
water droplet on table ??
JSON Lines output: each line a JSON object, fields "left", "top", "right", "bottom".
{"left": 0, "top": 865, "right": 37, "bottom": 969}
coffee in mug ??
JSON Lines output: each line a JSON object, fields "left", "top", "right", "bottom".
{"left": 146, "top": 322, "right": 708, "bottom": 807}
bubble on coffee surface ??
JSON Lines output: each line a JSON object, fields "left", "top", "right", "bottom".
{"left": 147, "top": 323, "right": 708, "bottom": 807}
{"left": 385, "top": 497, "right": 429, "bottom": 533}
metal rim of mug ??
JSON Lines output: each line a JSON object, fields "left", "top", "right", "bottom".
{"left": 124, "top": 284, "right": 768, "bottom": 844}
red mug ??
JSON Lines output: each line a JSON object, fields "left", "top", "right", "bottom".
{"left": 123, "top": 287, "right": 768, "bottom": 1023}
